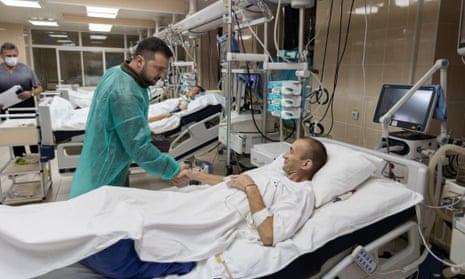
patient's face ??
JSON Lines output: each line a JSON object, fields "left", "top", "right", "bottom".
{"left": 282, "top": 140, "right": 309, "bottom": 175}
{"left": 186, "top": 87, "right": 201, "bottom": 98}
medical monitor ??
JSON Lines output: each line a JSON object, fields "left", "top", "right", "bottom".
{"left": 458, "top": 0, "right": 465, "bottom": 56}
{"left": 373, "top": 84, "right": 437, "bottom": 134}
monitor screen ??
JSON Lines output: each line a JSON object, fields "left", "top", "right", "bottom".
{"left": 373, "top": 84, "right": 437, "bottom": 134}
{"left": 458, "top": 0, "right": 465, "bottom": 56}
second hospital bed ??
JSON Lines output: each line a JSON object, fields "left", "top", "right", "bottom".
{"left": 33, "top": 138, "right": 428, "bottom": 279}
{"left": 37, "top": 94, "right": 225, "bottom": 172}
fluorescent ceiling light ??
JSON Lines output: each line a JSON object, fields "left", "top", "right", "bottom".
{"left": 56, "top": 39, "right": 73, "bottom": 43}
{"left": 353, "top": 5, "right": 378, "bottom": 15}
{"left": 29, "top": 19, "right": 59, "bottom": 27}
{"left": 90, "top": 35, "right": 107, "bottom": 40}
{"left": 87, "top": 6, "right": 118, "bottom": 19}
{"left": 0, "top": 0, "right": 41, "bottom": 8}
{"left": 49, "top": 34, "right": 68, "bottom": 38}
{"left": 88, "top": 23, "right": 112, "bottom": 32}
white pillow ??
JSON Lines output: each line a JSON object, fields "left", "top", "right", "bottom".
{"left": 266, "top": 141, "right": 384, "bottom": 208}
{"left": 312, "top": 142, "right": 384, "bottom": 207}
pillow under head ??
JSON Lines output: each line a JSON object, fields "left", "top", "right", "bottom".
{"left": 311, "top": 142, "right": 384, "bottom": 207}
{"left": 267, "top": 140, "right": 384, "bottom": 208}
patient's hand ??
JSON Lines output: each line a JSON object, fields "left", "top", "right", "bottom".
{"left": 179, "top": 103, "right": 188, "bottom": 111}
{"left": 227, "top": 174, "right": 255, "bottom": 192}
{"left": 148, "top": 113, "right": 172, "bottom": 123}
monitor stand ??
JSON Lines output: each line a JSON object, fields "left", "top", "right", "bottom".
{"left": 387, "top": 131, "right": 439, "bottom": 161}
{"left": 389, "top": 130, "right": 436, "bottom": 140}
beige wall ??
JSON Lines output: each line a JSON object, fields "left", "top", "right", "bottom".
{"left": 312, "top": 0, "right": 465, "bottom": 148}
{"left": 0, "top": 22, "right": 28, "bottom": 65}
{"left": 433, "top": 0, "right": 465, "bottom": 142}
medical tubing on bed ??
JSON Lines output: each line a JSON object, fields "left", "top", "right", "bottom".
{"left": 427, "top": 144, "right": 465, "bottom": 223}
{"left": 417, "top": 223, "right": 465, "bottom": 270}
{"left": 252, "top": 207, "right": 273, "bottom": 227}
{"left": 216, "top": 255, "right": 233, "bottom": 279}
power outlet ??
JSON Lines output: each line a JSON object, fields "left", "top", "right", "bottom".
{"left": 351, "top": 110, "right": 359, "bottom": 120}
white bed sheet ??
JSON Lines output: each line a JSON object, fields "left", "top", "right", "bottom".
{"left": 164, "top": 177, "right": 422, "bottom": 278}
{"left": 65, "top": 88, "right": 94, "bottom": 108}
{"left": 148, "top": 93, "right": 225, "bottom": 134}
{"left": 46, "top": 94, "right": 225, "bottom": 134}
{"left": 36, "top": 177, "right": 422, "bottom": 279}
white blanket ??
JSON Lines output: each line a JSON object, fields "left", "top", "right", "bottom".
{"left": 46, "top": 94, "right": 225, "bottom": 134}
{"left": 148, "top": 93, "right": 225, "bottom": 134}
{"left": 37, "top": 177, "right": 423, "bottom": 279}
{"left": 165, "top": 177, "right": 423, "bottom": 279}
{"left": 66, "top": 88, "right": 94, "bottom": 108}
{"left": 0, "top": 162, "right": 313, "bottom": 279}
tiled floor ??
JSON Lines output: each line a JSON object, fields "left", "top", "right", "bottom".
{"left": 0, "top": 142, "right": 247, "bottom": 205}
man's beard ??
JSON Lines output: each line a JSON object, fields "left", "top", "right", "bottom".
{"left": 141, "top": 64, "right": 159, "bottom": 86}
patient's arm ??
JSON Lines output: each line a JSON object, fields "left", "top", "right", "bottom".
{"left": 172, "top": 169, "right": 225, "bottom": 186}
{"left": 148, "top": 113, "right": 172, "bottom": 123}
{"left": 228, "top": 175, "right": 274, "bottom": 246}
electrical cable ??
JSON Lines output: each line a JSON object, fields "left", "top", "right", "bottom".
{"left": 417, "top": 222, "right": 465, "bottom": 270}
{"left": 273, "top": 0, "right": 283, "bottom": 58}
{"left": 232, "top": 9, "right": 294, "bottom": 142}
{"left": 320, "top": 0, "right": 356, "bottom": 136}
{"left": 246, "top": 25, "right": 273, "bottom": 62}
{"left": 319, "top": 0, "right": 334, "bottom": 84}
{"left": 360, "top": 0, "right": 369, "bottom": 147}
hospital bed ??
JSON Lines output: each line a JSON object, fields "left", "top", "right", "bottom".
{"left": 57, "top": 85, "right": 164, "bottom": 108}
{"left": 37, "top": 93, "right": 225, "bottom": 172}
{"left": 35, "top": 138, "right": 428, "bottom": 279}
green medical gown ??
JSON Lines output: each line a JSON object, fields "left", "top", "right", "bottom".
{"left": 69, "top": 65, "right": 179, "bottom": 198}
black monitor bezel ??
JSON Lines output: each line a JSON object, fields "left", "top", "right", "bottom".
{"left": 372, "top": 84, "right": 437, "bottom": 134}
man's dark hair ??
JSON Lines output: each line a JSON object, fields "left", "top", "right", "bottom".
{"left": 300, "top": 136, "right": 328, "bottom": 178}
{"left": 1, "top": 42, "right": 18, "bottom": 53}
{"left": 134, "top": 37, "right": 173, "bottom": 61}
{"left": 195, "top": 85, "right": 205, "bottom": 92}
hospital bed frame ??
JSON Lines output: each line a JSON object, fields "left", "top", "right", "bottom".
{"left": 35, "top": 138, "right": 429, "bottom": 279}
{"left": 262, "top": 137, "right": 429, "bottom": 279}
{"left": 37, "top": 99, "right": 223, "bottom": 173}
{"left": 151, "top": 104, "right": 223, "bottom": 160}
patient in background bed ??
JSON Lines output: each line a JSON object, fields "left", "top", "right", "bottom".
{"left": 148, "top": 85, "right": 205, "bottom": 123}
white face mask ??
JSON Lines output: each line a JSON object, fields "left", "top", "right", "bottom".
{"left": 4, "top": 57, "right": 19, "bottom": 67}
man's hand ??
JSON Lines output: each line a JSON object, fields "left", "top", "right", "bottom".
{"left": 227, "top": 174, "right": 255, "bottom": 192}
{"left": 171, "top": 164, "right": 192, "bottom": 186}
{"left": 17, "top": 90, "right": 33, "bottom": 100}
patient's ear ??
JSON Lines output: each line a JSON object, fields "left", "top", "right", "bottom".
{"left": 301, "top": 159, "right": 313, "bottom": 172}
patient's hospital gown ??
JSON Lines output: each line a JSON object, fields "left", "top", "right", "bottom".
{"left": 69, "top": 64, "right": 180, "bottom": 198}
{"left": 0, "top": 162, "right": 315, "bottom": 278}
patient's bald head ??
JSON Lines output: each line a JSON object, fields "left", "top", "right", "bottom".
{"left": 282, "top": 137, "right": 327, "bottom": 181}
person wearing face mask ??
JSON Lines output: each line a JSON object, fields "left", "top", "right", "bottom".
{"left": 69, "top": 37, "right": 188, "bottom": 198}
{"left": 0, "top": 42, "right": 43, "bottom": 157}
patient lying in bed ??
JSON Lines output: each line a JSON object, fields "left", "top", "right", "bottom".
{"left": 0, "top": 137, "right": 327, "bottom": 279}
{"left": 44, "top": 92, "right": 224, "bottom": 134}
{"left": 148, "top": 85, "right": 205, "bottom": 123}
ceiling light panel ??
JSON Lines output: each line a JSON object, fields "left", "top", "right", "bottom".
{"left": 87, "top": 6, "right": 118, "bottom": 19}
{"left": 48, "top": 34, "right": 68, "bottom": 38}
{"left": 0, "top": 0, "right": 41, "bottom": 8}
{"left": 88, "top": 23, "right": 112, "bottom": 32}
{"left": 29, "top": 19, "right": 59, "bottom": 27}
{"left": 90, "top": 35, "right": 107, "bottom": 40}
